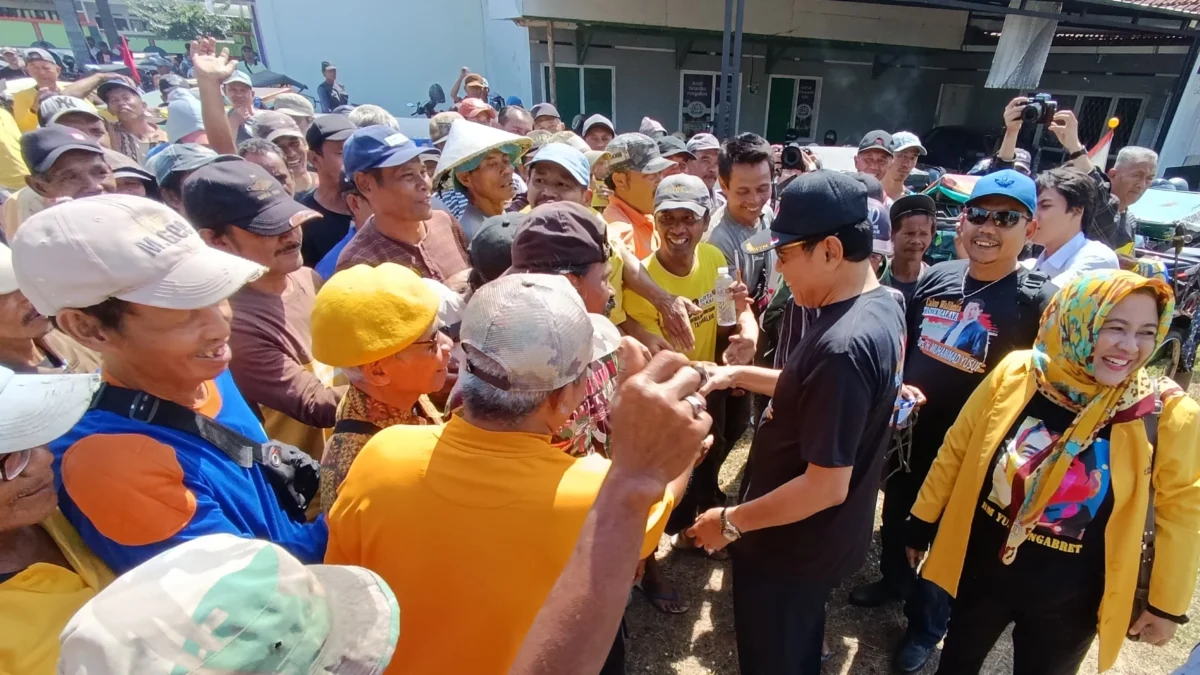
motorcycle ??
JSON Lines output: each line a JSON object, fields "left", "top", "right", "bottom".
{"left": 409, "top": 83, "right": 446, "bottom": 118}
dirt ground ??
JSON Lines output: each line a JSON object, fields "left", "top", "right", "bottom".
{"left": 624, "top": 390, "right": 1200, "bottom": 675}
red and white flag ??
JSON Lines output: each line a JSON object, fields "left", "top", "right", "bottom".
{"left": 1088, "top": 120, "right": 1118, "bottom": 169}
{"left": 120, "top": 36, "right": 141, "bottom": 85}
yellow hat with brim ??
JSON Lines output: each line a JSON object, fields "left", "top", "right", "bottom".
{"left": 312, "top": 263, "right": 439, "bottom": 368}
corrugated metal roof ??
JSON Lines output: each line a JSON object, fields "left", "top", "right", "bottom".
{"left": 1089, "top": 0, "right": 1200, "bottom": 18}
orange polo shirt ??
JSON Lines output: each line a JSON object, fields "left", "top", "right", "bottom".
{"left": 326, "top": 416, "right": 672, "bottom": 675}
{"left": 604, "top": 194, "right": 660, "bottom": 259}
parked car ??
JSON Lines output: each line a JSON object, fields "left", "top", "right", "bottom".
{"left": 920, "top": 125, "right": 1003, "bottom": 173}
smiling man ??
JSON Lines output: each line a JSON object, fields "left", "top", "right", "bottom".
{"left": 185, "top": 160, "right": 341, "bottom": 461}
{"left": 848, "top": 169, "right": 1056, "bottom": 674}
{"left": 11, "top": 195, "right": 328, "bottom": 575}
{"left": 335, "top": 125, "right": 471, "bottom": 284}
{"left": 4, "top": 124, "right": 115, "bottom": 240}
{"left": 254, "top": 111, "right": 318, "bottom": 194}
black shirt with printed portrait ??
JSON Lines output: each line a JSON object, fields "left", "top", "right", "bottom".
{"left": 735, "top": 285, "right": 905, "bottom": 582}
{"left": 903, "top": 260, "right": 1056, "bottom": 473}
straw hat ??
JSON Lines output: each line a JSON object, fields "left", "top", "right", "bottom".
{"left": 432, "top": 119, "right": 532, "bottom": 189}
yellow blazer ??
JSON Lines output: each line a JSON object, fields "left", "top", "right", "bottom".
{"left": 911, "top": 350, "right": 1200, "bottom": 672}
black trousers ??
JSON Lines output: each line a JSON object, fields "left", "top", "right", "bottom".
{"left": 880, "top": 452, "right": 952, "bottom": 647}
{"left": 666, "top": 389, "right": 750, "bottom": 534}
{"left": 732, "top": 558, "right": 831, "bottom": 675}
{"left": 935, "top": 562, "right": 1099, "bottom": 675}
{"left": 599, "top": 621, "right": 626, "bottom": 675}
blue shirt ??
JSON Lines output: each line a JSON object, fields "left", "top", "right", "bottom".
{"left": 316, "top": 224, "right": 356, "bottom": 280}
{"left": 50, "top": 369, "right": 327, "bottom": 574}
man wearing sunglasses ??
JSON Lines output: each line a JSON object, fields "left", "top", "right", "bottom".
{"left": 0, "top": 364, "right": 108, "bottom": 675}
{"left": 850, "top": 169, "right": 1056, "bottom": 673}
{"left": 312, "top": 263, "right": 450, "bottom": 515}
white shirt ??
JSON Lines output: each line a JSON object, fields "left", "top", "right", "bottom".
{"left": 1023, "top": 231, "right": 1119, "bottom": 287}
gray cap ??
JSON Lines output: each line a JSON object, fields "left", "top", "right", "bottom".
{"left": 38, "top": 95, "right": 103, "bottom": 126}
{"left": 224, "top": 70, "right": 252, "bottom": 88}
{"left": 531, "top": 103, "right": 560, "bottom": 120}
{"left": 145, "top": 144, "right": 240, "bottom": 187}
{"left": 686, "top": 133, "right": 720, "bottom": 153}
{"left": 606, "top": 133, "right": 674, "bottom": 175}
{"left": 654, "top": 174, "right": 712, "bottom": 216}
{"left": 460, "top": 273, "right": 620, "bottom": 393}
{"left": 24, "top": 48, "right": 52, "bottom": 63}
{"left": 271, "top": 92, "right": 315, "bottom": 119}
{"left": 582, "top": 114, "right": 614, "bottom": 135}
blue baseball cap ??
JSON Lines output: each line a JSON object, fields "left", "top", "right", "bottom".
{"left": 342, "top": 125, "right": 426, "bottom": 176}
{"left": 966, "top": 169, "right": 1037, "bottom": 215}
{"left": 527, "top": 143, "right": 590, "bottom": 187}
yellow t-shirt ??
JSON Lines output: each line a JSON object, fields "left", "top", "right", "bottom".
{"left": 608, "top": 234, "right": 627, "bottom": 325}
{"left": 12, "top": 86, "right": 41, "bottom": 133}
{"left": 623, "top": 243, "right": 726, "bottom": 362}
{"left": 0, "top": 109, "right": 28, "bottom": 191}
{"left": 326, "top": 416, "right": 672, "bottom": 675}
{"left": 0, "top": 512, "right": 114, "bottom": 675}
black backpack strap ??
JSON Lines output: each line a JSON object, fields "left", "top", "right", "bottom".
{"left": 1016, "top": 268, "right": 1051, "bottom": 307}
{"left": 333, "top": 418, "right": 383, "bottom": 437}
{"left": 89, "top": 382, "right": 262, "bottom": 468}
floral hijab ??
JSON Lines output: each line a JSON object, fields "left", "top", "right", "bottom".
{"left": 1004, "top": 270, "right": 1178, "bottom": 563}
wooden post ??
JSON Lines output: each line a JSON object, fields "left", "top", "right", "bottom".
{"left": 546, "top": 21, "right": 558, "bottom": 106}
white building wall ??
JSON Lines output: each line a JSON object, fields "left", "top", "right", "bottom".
{"left": 254, "top": 0, "right": 531, "bottom": 117}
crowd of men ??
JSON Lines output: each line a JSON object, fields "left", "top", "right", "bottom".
{"left": 0, "top": 34, "right": 1190, "bottom": 675}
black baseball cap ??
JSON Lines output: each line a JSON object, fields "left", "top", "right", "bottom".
{"left": 858, "top": 130, "right": 894, "bottom": 156}
{"left": 511, "top": 201, "right": 608, "bottom": 271}
{"left": 306, "top": 113, "right": 356, "bottom": 150}
{"left": 21, "top": 124, "right": 103, "bottom": 173}
{"left": 470, "top": 212, "right": 524, "bottom": 284}
{"left": 182, "top": 160, "right": 320, "bottom": 236}
{"left": 656, "top": 135, "right": 695, "bottom": 161}
{"left": 743, "top": 170, "right": 868, "bottom": 254}
{"left": 890, "top": 193, "right": 936, "bottom": 224}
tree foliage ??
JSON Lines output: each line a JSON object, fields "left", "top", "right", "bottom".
{"left": 128, "top": 0, "right": 233, "bottom": 40}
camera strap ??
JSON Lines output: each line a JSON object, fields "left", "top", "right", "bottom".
{"left": 88, "top": 382, "right": 264, "bottom": 469}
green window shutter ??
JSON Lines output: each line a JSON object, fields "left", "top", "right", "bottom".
{"left": 582, "top": 68, "right": 613, "bottom": 120}
{"left": 765, "top": 77, "right": 796, "bottom": 144}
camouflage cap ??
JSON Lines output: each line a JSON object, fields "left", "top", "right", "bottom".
{"left": 58, "top": 534, "right": 400, "bottom": 675}
{"left": 461, "top": 273, "right": 620, "bottom": 392}
{"left": 605, "top": 132, "right": 675, "bottom": 175}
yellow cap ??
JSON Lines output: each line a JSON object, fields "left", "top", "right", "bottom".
{"left": 312, "top": 263, "right": 439, "bottom": 368}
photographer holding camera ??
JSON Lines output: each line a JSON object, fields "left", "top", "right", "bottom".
{"left": 994, "top": 96, "right": 1157, "bottom": 262}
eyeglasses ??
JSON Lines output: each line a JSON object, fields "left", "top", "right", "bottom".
{"left": 1, "top": 448, "right": 31, "bottom": 482}
{"left": 964, "top": 207, "right": 1028, "bottom": 229}
{"left": 409, "top": 329, "right": 447, "bottom": 353}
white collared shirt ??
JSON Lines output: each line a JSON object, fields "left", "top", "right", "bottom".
{"left": 1024, "top": 231, "right": 1119, "bottom": 287}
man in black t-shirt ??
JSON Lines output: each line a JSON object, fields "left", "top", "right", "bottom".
{"left": 689, "top": 170, "right": 905, "bottom": 675}
{"left": 848, "top": 169, "right": 1055, "bottom": 674}
{"left": 297, "top": 114, "right": 356, "bottom": 266}
{"left": 0, "top": 48, "right": 24, "bottom": 80}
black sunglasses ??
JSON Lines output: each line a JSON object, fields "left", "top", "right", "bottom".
{"left": 964, "top": 207, "right": 1028, "bottom": 229}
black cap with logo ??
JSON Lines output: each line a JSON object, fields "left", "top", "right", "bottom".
{"left": 181, "top": 160, "right": 320, "bottom": 236}
{"left": 21, "top": 124, "right": 103, "bottom": 173}
{"left": 743, "top": 170, "right": 868, "bottom": 254}
{"left": 858, "top": 130, "right": 895, "bottom": 156}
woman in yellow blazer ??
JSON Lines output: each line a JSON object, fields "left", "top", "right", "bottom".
{"left": 906, "top": 270, "right": 1200, "bottom": 674}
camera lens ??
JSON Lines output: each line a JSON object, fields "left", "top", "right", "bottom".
{"left": 781, "top": 144, "right": 804, "bottom": 170}
{"left": 1021, "top": 103, "right": 1042, "bottom": 124}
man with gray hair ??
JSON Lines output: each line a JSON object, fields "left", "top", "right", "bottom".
{"left": 1039, "top": 107, "right": 1156, "bottom": 254}
{"left": 348, "top": 103, "right": 400, "bottom": 131}
{"left": 326, "top": 273, "right": 704, "bottom": 675}
{"left": 499, "top": 105, "right": 534, "bottom": 136}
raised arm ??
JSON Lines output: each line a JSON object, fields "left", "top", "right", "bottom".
{"left": 190, "top": 37, "right": 238, "bottom": 155}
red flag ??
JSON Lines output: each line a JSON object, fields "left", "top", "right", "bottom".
{"left": 120, "top": 36, "right": 141, "bottom": 85}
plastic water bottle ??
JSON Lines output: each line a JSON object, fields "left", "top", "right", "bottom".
{"left": 715, "top": 266, "right": 737, "bottom": 327}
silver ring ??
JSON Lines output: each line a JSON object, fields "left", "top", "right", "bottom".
{"left": 685, "top": 393, "right": 706, "bottom": 419}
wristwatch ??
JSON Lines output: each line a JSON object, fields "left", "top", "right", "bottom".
{"left": 1064, "top": 148, "right": 1087, "bottom": 161}
{"left": 720, "top": 507, "right": 743, "bottom": 542}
